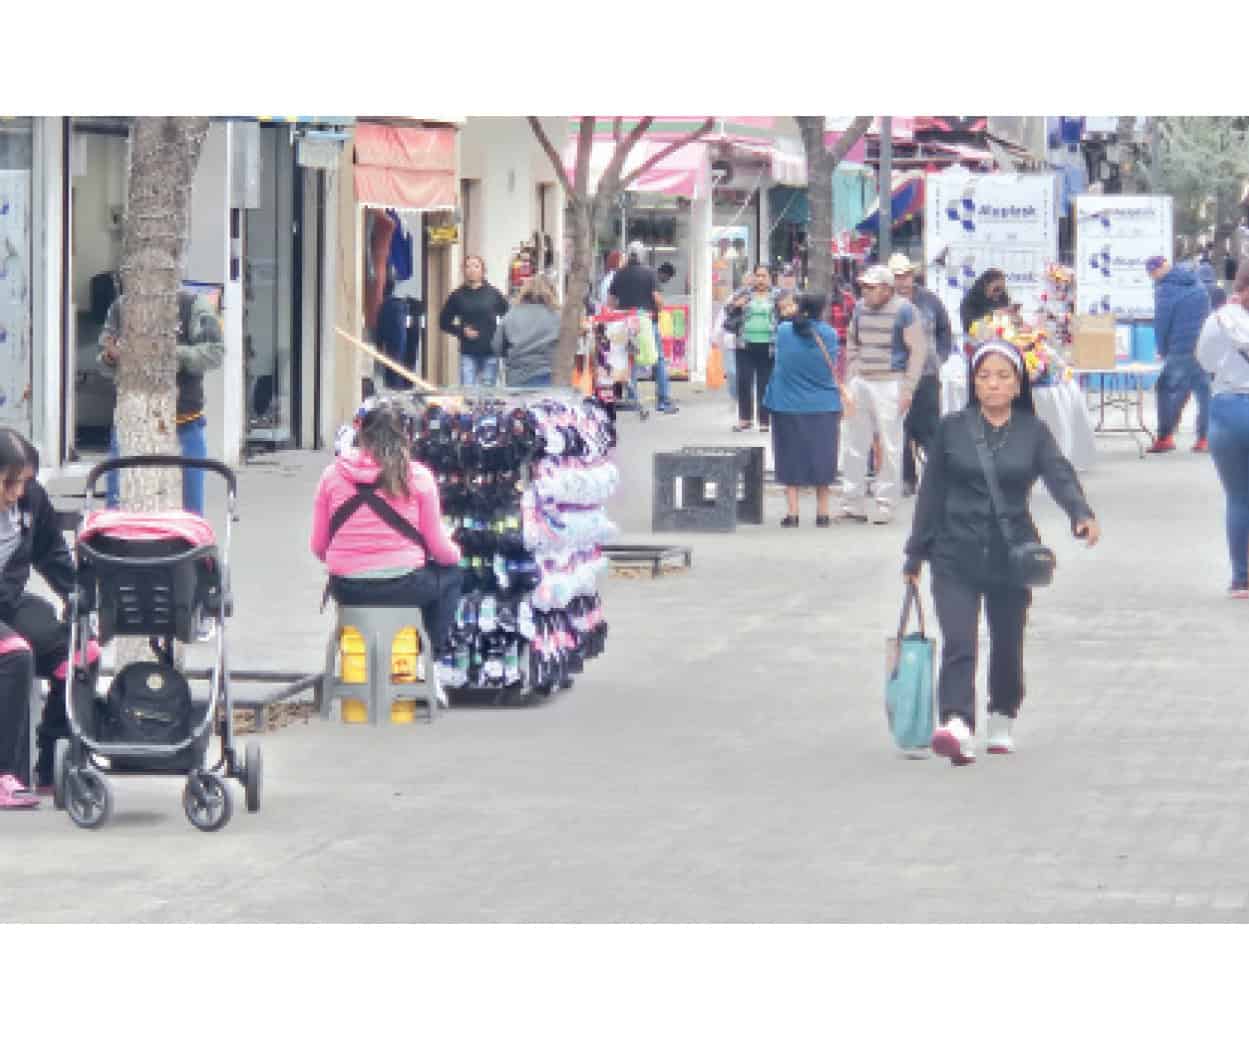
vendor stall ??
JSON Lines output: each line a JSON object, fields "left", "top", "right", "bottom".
{"left": 943, "top": 309, "right": 1097, "bottom": 471}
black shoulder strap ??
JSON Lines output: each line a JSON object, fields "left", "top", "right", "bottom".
{"left": 965, "top": 410, "right": 1015, "bottom": 546}
{"left": 328, "top": 481, "right": 428, "bottom": 552}
{"left": 897, "top": 583, "right": 926, "bottom": 639}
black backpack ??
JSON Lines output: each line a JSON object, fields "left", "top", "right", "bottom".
{"left": 105, "top": 662, "right": 193, "bottom": 745}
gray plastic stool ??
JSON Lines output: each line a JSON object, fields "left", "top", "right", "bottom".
{"left": 321, "top": 605, "right": 443, "bottom": 725}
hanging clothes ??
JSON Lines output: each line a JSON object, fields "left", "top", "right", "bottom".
{"left": 386, "top": 208, "right": 414, "bottom": 282}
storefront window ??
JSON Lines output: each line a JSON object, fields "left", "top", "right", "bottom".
{"left": 0, "top": 119, "right": 34, "bottom": 435}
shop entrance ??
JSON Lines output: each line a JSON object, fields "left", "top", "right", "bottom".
{"left": 244, "top": 123, "right": 330, "bottom": 450}
{"left": 244, "top": 124, "right": 298, "bottom": 450}
{"left": 67, "top": 118, "right": 129, "bottom": 455}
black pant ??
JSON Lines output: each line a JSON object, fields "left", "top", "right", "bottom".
{"left": 736, "top": 343, "right": 774, "bottom": 426}
{"left": 8, "top": 594, "right": 98, "bottom": 786}
{"left": 930, "top": 565, "right": 1031, "bottom": 731}
{"left": 903, "top": 374, "right": 941, "bottom": 486}
{"left": 330, "top": 564, "right": 464, "bottom": 650}
{"left": 0, "top": 629, "right": 35, "bottom": 783}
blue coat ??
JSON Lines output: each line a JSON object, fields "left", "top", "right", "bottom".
{"left": 1154, "top": 267, "right": 1211, "bottom": 357}
{"left": 763, "top": 320, "right": 842, "bottom": 414}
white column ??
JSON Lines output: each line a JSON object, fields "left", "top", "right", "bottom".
{"left": 187, "top": 121, "right": 240, "bottom": 467}
{"left": 319, "top": 167, "right": 339, "bottom": 449}
{"left": 31, "top": 118, "right": 65, "bottom": 464}
{"left": 689, "top": 192, "right": 713, "bottom": 383}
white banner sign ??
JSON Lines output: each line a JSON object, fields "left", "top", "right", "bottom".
{"left": 925, "top": 171, "right": 1059, "bottom": 333}
{"left": 1074, "top": 194, "right": 1173, "bottom": 319}
{"left": 926, "top": 170, "right": 1058, "bottom": 249}
{"left": 0, "top": 171, "right": 31, "bottom": 430}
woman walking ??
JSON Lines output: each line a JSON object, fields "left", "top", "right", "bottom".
{"left": 725, "top": 265, "right": 778, "bottom": 432}
{"left": 763, "top": 293, "right": 848, "bottom": 527}
{"left": 439, "top": 255, "right": 509, "bottom": 387}
{"left": 902, "top": 341, "right": 1100, "bottom": 765}
{"left": 1196, "top": 264, "right": 1249, "bottom": 597}
{"left": 499, "top": 275, "right": 560, "bottom": 388}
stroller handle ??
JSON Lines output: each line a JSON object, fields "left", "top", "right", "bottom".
{"left": 85, "top": 455, "right": 238, "bottom": 500}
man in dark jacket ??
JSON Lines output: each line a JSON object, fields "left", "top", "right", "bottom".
{"left": 890, "top": 254, "right": 953, "bottom": 495}
{"left": 1147, "top": 256, "right": 1212, "bottom": 452}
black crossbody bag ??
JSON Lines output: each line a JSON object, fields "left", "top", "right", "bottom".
{"left": 966, "top": 411, "right": 1056, "bottom": 588}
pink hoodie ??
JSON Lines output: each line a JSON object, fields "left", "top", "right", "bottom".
{"left": 310, "top": 449, "right": 461, "bottom": 576}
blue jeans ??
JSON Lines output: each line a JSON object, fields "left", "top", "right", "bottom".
{"left": 629, "top": 320, "right": 673, "bottom": 407}
{"left": 106, "top": 417, "right": 208, "bottom": 515}
{"left": 1208, "top": 393, "right": 1249, "bottom": 587}
{"left": 460, "top": 354, "right": 499, "bottom": 387}
{"left": 1156, "top": 353, "right": 1211, "bottom": 440}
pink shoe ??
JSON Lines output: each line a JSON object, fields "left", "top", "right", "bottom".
{"left": 931, "top": 717, "right": 976, "bottom": 766}
{"left": 0, "top": 773, "right": 39, "bottom": 809}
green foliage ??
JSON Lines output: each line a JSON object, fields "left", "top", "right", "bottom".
{"left": 1153, "top": 117, "right": 1249, "bottom": 239}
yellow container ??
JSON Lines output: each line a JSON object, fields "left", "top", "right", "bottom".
{"left": 340, "top": 626, "right": 367, "bottom": 685}
{"left": 342, "top": 697, "right": 369, "bottom": 723}
{"left": 342, "top": 698, "right": 414, "bottom": 724}
{"left": 390, "top": 626, "right": 421, "bottom": 684}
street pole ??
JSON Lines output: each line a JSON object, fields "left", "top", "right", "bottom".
{"left": 879, "top": 116, "right": 893, "bottom": 262}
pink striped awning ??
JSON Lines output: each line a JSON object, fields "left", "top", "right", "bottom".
{"left": 354, "top": 123, "right": 457, "bottom": 210}
{"left": 564, "top": 138, "right": 709, "bottom": 198}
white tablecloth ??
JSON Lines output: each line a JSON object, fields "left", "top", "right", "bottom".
{"left": 938, "top": 357, "right": 1096, "bottom": 470}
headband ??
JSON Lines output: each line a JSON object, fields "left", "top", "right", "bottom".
{"left": 972, "top": 342, "right": 1023, "bottom": 375}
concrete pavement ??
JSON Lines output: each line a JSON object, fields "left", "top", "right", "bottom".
{"left": 4, "top": 385, "right": 1247, "bottom": 923}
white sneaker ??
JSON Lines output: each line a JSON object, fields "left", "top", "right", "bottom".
{"left": 986, "top": 712, "right": 1015, "bottom": 755}
{"left": 931, "top": 716, "right": 976, "bottom": 765}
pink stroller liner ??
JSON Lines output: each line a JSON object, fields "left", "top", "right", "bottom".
{"left": 54, "top": 641, "right": 101, "bottom": 679}
{"left": 81, "top": 510, "right": 217, "bottom": 548}
{"left": 0, "top": 634, "right": 30, "bottom": 657}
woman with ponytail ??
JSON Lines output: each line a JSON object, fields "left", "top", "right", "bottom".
{"left": 310, "top": 400, "right": 463, "bottom": 651}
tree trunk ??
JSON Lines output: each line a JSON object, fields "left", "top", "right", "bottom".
{"left": 553, "top": 196, "right": 593, "bottom": 384}
{"left": 113, "top": 117, "right": 210, "bottom": 672}
{"left": 796, "top": 116, "right": 872, "bottom": 305}
{"left": 115, "top": 116, "right": 210, "bottom": 511}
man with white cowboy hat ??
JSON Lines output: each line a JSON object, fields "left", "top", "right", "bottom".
{"left": 887, "top": 252, "right": 953, "bottom": 495}
{"left": 839, "top": 263, "right": 927, "bottom": 524}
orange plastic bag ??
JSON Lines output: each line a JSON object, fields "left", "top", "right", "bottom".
{"left": 706, "top": 345, "right": 726, "bottom": 390}
{"left": 572, "top": 357, "right": 594, "bottom": 396}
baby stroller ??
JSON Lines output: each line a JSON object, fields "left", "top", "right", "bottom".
{"left": 54, "top": 456, "right": 261, "bottom": 831}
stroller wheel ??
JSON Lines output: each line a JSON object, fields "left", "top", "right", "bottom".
{"left": 53, "top": 738, "right": 71, "bottom": 811}
{"left": 66, "top": 768, "right": 112, "bottom": 830}
{"left": 243, "top": 741, "right": 263, "bottom": 813}
{"left": 183, "top": 772, "right": 233, "bottom": 832}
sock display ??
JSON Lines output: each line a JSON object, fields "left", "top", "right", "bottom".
{"left": 405, "top": 393, "right": 617, "bottom": 703}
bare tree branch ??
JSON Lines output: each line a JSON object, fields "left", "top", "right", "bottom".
{"left": 572, "top": 116, "right": 595, "bottom": 198}
{"left": 612, "top": 117, "right": 622, "bottom": 145}
{"left": 598, "top": 116, "right": 656, "bottom": 191}
{"left": 828, "top": 116, "right": 873, "bottom": 167}
{"left": 527, "top": 116, "right": 575, "bottom": 198}
{"left": 618, "top": 117, "right": 715, "bottom": 190}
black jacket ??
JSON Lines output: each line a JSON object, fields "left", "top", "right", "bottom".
{"left": 903, "top": 406, "right": 1094, "bottom": 583}
{"left": 0, "top": 478, "right": 76, "bottom": 622}
{"left": 439, "top": 283, "right": 509, "bottom": 358}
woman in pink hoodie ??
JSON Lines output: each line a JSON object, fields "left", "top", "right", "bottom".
{"left": 310, "top": 401, "right": 463, "bottom": 647}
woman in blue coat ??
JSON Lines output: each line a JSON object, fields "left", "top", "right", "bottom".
{"left": 764, "top": 293, "right": 847, "bottom": 527}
